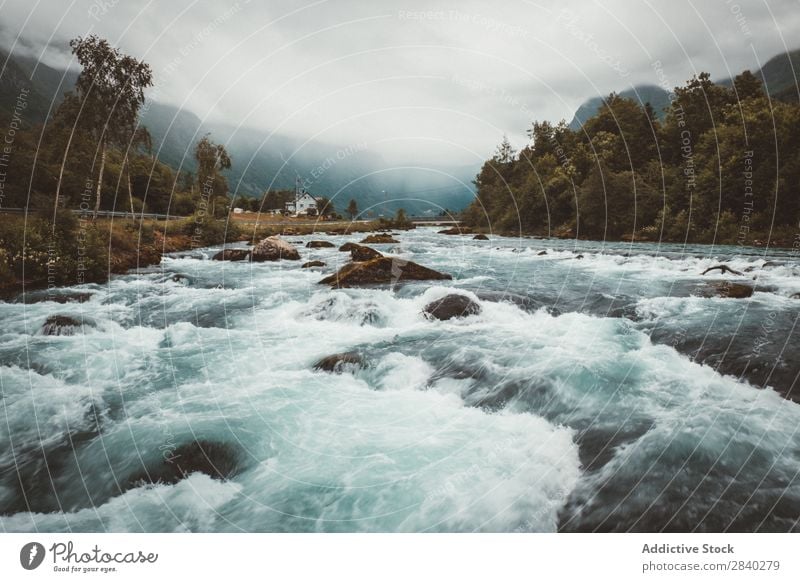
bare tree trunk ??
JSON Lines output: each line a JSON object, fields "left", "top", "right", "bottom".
{"left": 93, "top": 140, "right": 107, "bottom": 219}
{"left": 53, "top": 130, "right": 76, "bottom": 216}
{"left": 126, "top": 156, "right": 135, "bottom": 217}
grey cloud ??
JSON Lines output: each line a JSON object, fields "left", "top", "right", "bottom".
{"left": 1, "top": 0, "right": 798, "bottom": 164}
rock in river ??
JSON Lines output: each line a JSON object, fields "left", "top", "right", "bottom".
{"left": 423, "top": 294, "right": 482, "bottom": 320}
{"left": 306, "top": 240, "right": 335, "bottom": 248}
{"left": 319, "top": 257, "right": 451, "bottom": 288}
{"left": 473, "top": 234, "right": 489, "bottom": 240}
{"left": 212, "top": 249, "right": 251, "bottom": 261}
{"left": 313, "top": 352, "right": 365, "bottom": 373}
{"left": 251, "top": 236, "right": 301, "bottom": 261}
{"left": 126, "top": 440, "right": 242, "bottom": 487}
{"left": 438, "top": 227, "right": 471, "bottom": 235}
{"left": 302, "top": 261, "right": 326, "bottom": 268}
{"left": 360, "top": 234, "right": 399, "bottom": 244}
{"left": 350, "top": 244, "right": 383, "bottom": 262}
{"left": 700, "top": 281, "right": 754, "bottom": 299}
{"left": 41, "top": 315, "right": 88, "bottom": 336}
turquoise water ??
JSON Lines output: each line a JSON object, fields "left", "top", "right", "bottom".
{"left": 1, "top": 228, "right": 799, "bottom": 531}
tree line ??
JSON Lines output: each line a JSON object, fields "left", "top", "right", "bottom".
{"left": 0, "top": 36, "right": 237, "bottom": 221}
{"left": 463, "top": 70, "right": 800, "bottom": 245}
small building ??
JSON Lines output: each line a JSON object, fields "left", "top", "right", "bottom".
{"left": 285, "top": 192, "right": 318, "bottom": 216}
{"left": 232, "top": 207, "right": 244, "bottom": 214}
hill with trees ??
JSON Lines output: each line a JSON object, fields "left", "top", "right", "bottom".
{"left": 464, "top": 68, "right": 800, "bottom": 246}
{"left": 0, "top": 46, "right": 475, "bottom": 216}
{"left": 568, "top": 49, "right": 800, "bottom": 130}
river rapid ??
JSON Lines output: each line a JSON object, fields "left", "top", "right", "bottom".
{"left": 1, "top": 228, "right": 799, "bottom": 532}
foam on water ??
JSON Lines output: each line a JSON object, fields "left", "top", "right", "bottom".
{"left": 1, "top": 228, "right": 799, "bottom": 531}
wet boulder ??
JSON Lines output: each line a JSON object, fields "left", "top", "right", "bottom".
{"left": 339, "top": 242, "right": 359, "bottom": 252}
{"left": 41, "top": 315, "right": 87, "bottom": 336}
{"left": 170, "top": 274, "right": 192, "bottom": 285}
{"left": 350, "top": 244, "right": 383, "bottom": 262}
{"left": 423, "top": 294, "right": 482, "bottom": 320}
{"left": 438, "top": 227, "right": 471, "bottom": 235}
{"left": 302, "top": 261, "right": 326, "bottom": 268}
{"left": 313, "top": 352, "right": 364, "bottom": 373}
{"left": 127, "top": 440, "right": 242, "bottom": 487}
{"left": 319, "top": 257, "right": 451, "bottom": 288}
{"left": 473, "top": 234, "right": 489, "bottom": 240}
{"left": 251, "top": 236, "right": 301, "bottom": 261}
{"left": 212, "top": 249, "right": 251, "bottom": 261}
{"left": 360, "top": 234, "right": 399, "bottom": 244}
{"left": 700, "top": 281, "right": 754, "bottom": 299}
{"left": 306, "top": 240, "right": 335, "bottom": 248}
{"left": 20, "top": 291, "right": 93, "bottom": 304}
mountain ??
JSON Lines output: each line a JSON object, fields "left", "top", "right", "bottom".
{"left": 0, "top": 48, "right": 476, "bottom": 215}
{"left": 753, "top": 48, "right": 800, "bottom": 101}
{"left": 568, "top": 85, "right": 671, "bottom": 130}
{"left": 569, "top": 48, "right": 800, "bottom": 129}
{"left": 0, "top": 49, "right": 77, "bottom": 123}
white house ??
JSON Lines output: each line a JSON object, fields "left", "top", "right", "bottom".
{"left": 285, "top": 192, "right": 318, "bottom": 216}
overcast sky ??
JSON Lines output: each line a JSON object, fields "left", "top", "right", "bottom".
{"left": 2, "top": 0, "right": 799, "bottom": 165}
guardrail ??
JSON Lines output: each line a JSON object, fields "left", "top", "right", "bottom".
{"left": 409, "top": 217, "right": 462, "bottom": 225}
{"left": 0, "top": 208, "right": 185, "bottom": 220}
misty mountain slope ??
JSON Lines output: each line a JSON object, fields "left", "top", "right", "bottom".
{"left": 569, "top": 48, "right": 800, "bottom": 129}
{"left": 756, "top": 48, "right": 800, "bottom": 100}
{"left": 0, "top": 48, "right": 476, "bottom": 214}
{"left": 0, "top": 48, "right": 76, "bottom": 123}
{"left": 568, "top": 85, "right": 670, "bottom": 130}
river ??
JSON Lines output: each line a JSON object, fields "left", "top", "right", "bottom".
{"left": 1, "top": 228, "right": 799, "bottom": 532}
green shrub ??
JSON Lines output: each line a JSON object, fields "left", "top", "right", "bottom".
{"left": 181, "top": 213, "right": 241, "bottom": 246}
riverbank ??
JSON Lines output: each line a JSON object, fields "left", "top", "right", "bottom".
{"left": 0, "top": 212, "right": 389, "bottom": 298}
{"left": 464, "top": 224, "right": 799, "bottom": 249}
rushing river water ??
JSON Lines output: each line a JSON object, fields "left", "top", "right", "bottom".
{"left": 1, "top": 227, "right": 799, "bottom": 532}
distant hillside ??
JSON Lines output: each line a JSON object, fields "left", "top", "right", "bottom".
{"left": 0, "top": 49, "right": 77, "bottom": 123}
{"left": 569, "top": 48, "right": 800, "bottom": 128}
{"left": 755, "top": 48, "right": 800, "bottom": 101}
{"left": 568, "top": 85, "right": 671, "bottom": 130}
{"left": 0, "top": 48, "right": 476, "bottom": 215}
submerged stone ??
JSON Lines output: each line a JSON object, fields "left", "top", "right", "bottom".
{"left": 313, "top": 352, "right": 364, "bottom": 373}
{"left": 319, "top": 257, "right": 451, "bottom": 288}
{"left": 360, "top": 234, "right": 399, "bottom": 244}
{"left": 423, "top": 294, "right": 482, "bottom": 320}
{"left": 251, "top": 236, "right": 301, "bottom": 261}
{"left": 212, "top": 249, "right": 251, "bottom": 261}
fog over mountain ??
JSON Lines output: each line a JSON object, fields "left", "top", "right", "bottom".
{"left": 4, "top": 1, "right": 800, "bottom": 155}
{"left": 2, "top": 0, "right": 800, "bottom": 212}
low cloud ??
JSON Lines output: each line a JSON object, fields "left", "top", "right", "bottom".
{"left": 2, "top": 0, "right": 798, "bottom": 164}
